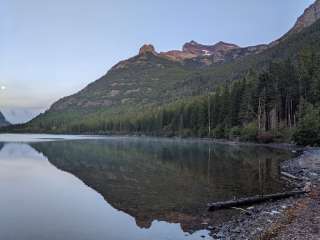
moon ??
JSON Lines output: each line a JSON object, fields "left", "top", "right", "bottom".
{"left": 0, "top": 86, "right": 6, "bottom": 90}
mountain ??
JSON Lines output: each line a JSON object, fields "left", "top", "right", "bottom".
{"left": 271, "top": 0, "right": 320, "bottom": 46}
{"left": 159, "top": 41, "right": 240, "bottom": 62}
{"left": 285, "top": 0, "right": 320, "bottom": 37}
{"left": 160, "top": 41, "right": 268, "bottom": 64}
{"left": 0, "top": 112, "right": 10, "bottom": 127}
{"left": 16, "top": 0, "right": 320, "bottom": 134}
{"left": 49, "top": 49, "right": 192, "bottom": 113}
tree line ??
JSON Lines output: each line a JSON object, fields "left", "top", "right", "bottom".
{"left": 9, "top": 48, "right": 320, "bottom": 146}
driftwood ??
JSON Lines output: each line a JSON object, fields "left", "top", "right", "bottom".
{"left": 281, "top": 171, "right": 301, "bottom": 180}
{"left": 208, "top": 191, "right": 305, "bottom": 211}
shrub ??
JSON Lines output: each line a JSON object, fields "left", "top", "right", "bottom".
{"left": 213, "top": 125, "right": 226, "bottom": 139}
{"left": 180, "top": 129, "right": 193, "bottom": 138}
{"left": 198, "top": 127, "right": 208, "bottom": 137}
{"left": 256, "top": 132, "right": 274, "bottom": 143}
{"left": 293, "top": 105, "right": 320, "bottom": 146}
{"left": 240, "top": 122, "right": 258, "bottom": 141}
{"left": 275, "top": 127, "right": 295, "bottom": 142}
{"left": 229, "top": 126, "right": 241, "bottom": 139}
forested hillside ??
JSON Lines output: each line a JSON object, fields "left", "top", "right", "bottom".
{"left": 5, "top": 2, "right": 320, "bottom": 146}
{"left": 19, "top": 48, "right": 319, "bottom": 145}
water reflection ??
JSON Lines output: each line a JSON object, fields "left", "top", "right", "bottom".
{"left": 0, "top": 142, "right": 212, "bottom": 240}
{"left": 30, "top": 137, "right": 291, "bottom": 232}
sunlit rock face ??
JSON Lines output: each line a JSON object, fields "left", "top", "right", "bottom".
{"left": 271, "top": 0, "right": 320, "bottom": 46}
{"left": 139, "top": 44, "right": 157, "bottom": 55}
{"left": 288, "top": 0, "right": 320, "bottom": 35}
{"left": 160, "top": 41, "right": 241, "bottom": 62}
{"left": 182, "top": 41, "right": 239, "bottom": 56}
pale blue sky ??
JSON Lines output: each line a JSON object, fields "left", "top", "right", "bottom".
{"left": 0, "top": 0, "right": 315, "bottom": 123}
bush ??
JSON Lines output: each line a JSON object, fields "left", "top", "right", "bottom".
{"left": 240, "top": 122, "right": 258, "bottom": 141}
{"left": 213, "top": 125, "right": 226, "bottom": 139}
{"left": 293, "top": 105, "right": 320, "bottom": 146}
{"left": 180, "top": 129, "right": 193, "bottom": 138}
{"left": 256, "top": 132, "right": 274, "bottom": 143}
{"left": 198, "top": 128, "right": 208, "bottom": 137}
{"left": 274, "top": 127, "right": 295, "bottom": 142}
{"left": 229, "top": 126, "right": 241, "bottom": 139}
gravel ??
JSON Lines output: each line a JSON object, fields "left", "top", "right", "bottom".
{"left": 207, "top": 147, "right": 320, "bottom": 240}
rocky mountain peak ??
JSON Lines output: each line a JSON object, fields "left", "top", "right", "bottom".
{"left": 182, "top": 40, "right": 239, "bottom": 56}
{"left": 189, "top": 40, "right": 199, "bottom": 45}
{"left": 159, "top": 40, "right": 243, "bottom": 63}
{"left": 214, "top": 41, "right": 239, "bottom": 48}
{"left": 182, "top": 41, "right": 202, "bottom": 53}
{"left": 287, "top": 0, "right": 320, "bottom": 36}
{"left": 139, "top": 44, "right": 157, "bottom": 55}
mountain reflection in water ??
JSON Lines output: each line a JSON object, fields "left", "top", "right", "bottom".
{"left": 30, "top": 137, "right": 292, "bottom": 232}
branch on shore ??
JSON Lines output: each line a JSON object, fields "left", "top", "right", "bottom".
{"left": 281, "top": 171, "right": 302, "bottom": 181}
{"left": 208, "top": 191, "right": 305, "bottom": 211}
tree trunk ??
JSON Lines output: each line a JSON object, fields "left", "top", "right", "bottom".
{"left": 208, "top": 191, "right": 305, "bottom": 211}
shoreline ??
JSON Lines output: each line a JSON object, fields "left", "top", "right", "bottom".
{"left": 208, "top": 148, "right": 320, "bottom": 239}
{"left": 0, "top": 133, "right": 318, "bottom": 239}
{"left": 0, "top": 132, "right": 302, "bottom": 148}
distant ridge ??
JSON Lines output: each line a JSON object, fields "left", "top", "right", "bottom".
{"left": 0, "top": 111, "right": 10, "bottom": 127}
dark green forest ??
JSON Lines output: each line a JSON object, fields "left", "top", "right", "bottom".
{"left": 9, "top": 47, "right": 320, "bottom": 146}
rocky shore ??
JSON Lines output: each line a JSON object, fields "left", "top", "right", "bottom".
{"left": 208, "top": 148, "right": 320, "bottom": 240}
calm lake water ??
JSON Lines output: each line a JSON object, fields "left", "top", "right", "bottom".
{"left": 0, "top": 134, "right": 293, "bottom": 240}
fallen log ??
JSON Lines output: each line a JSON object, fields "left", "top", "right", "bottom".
{"left": 208, "top": 190, "right": 305, "bottom": 211}
{"left": 281, "top": 171, "right": 301, "bottom": 180}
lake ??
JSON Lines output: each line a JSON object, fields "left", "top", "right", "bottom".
{"left": 0, "top": 134, "right": 293, "bottom": 240}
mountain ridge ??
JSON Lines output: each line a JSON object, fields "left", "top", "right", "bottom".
{"left": 285, "top": 0, "right": 320, "bottom": 37}
{"left": 0, "top": 112, "right": 10, "bottom": 127}
{"left": 12, "top": 0, "right": 320, "bottom": 133}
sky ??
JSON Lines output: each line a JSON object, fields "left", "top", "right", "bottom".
{"left": 0, "top": 0, "right": 315, "bottom": 123}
